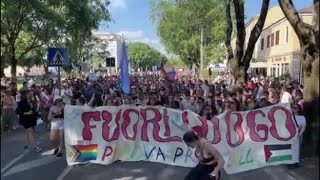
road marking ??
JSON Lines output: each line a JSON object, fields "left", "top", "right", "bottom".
{"left": 2, "top": 156, "right": 59, "bottom": 177}
{"left": 57, "top": 166, "right": 73, "bottom": 180}
{"left": 1, "top": 149, "right": 31, "bottom": 174}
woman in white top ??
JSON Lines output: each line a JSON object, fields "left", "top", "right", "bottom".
{"left": 48, "top": 96, "right": 65, "bottom": 157}
{"left": 280, "top": 85, "right": 293, "bottom": 104}
{"left": 292, "top": 104, "right": 306, "bottom": 165}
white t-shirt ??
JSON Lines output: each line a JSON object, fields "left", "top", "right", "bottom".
{"left": 281, "top": 92, "right": 292, "bottom": 104}
{"left": 53, "top": 88, "right": 64, "bottom": 97}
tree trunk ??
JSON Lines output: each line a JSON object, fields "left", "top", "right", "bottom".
{"left": 235, "top": 65, "right": 246, "bottom": 84}
{"left": 0, "top": 68, "right": 4, "bottom": 78}
{"left": 9, "top": 40, "right": 17, "bottom": 80}
{"left": 303, "top": 56, "right": 319, "bottom": 157}
{"left": 232, "top": 0, "right": 246, "bottom": 65}
{"left": 278, "top": 0, "right": 319, "bottom": 157}
{"left": 10, "top": 57, "right": 17, "bottom": 80}
{"left": 228, "top": 0, "right": 270, "bottom": 84}
{"left": 225, "top": 0, "right": 234, "bottom": 64}
{"left": 242, "top": 0, "right": 270, "bottom": 77}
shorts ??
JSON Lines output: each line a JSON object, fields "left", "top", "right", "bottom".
{"left": 51, "top": 119, "right": 64, "bottom": 130}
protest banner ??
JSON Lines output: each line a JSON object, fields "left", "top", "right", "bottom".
{"left": 88, "top": 73, "right": 97, "bottom": 81}
{"left": 64, "top": 103, "right": 299, "bottom": 174}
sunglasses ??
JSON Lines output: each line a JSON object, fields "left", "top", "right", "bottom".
{"left": 56, "top": 99, "right": 63, "bottom": 103}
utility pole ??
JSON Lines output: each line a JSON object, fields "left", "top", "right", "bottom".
{"left": 200, "top": 23, "right": 204, "bottom": 79}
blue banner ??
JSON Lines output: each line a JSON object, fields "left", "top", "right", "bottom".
{"left": 120, "top": 42, "right": 131, "bottom": 95}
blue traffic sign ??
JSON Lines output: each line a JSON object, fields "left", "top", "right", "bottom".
{"left": 47, "top": 48, "right": 68, "bottom": 67}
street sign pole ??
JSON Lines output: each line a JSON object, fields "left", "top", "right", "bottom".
{"left": 47, "top": 47, "right": 68, "bottom": 97}
{"left": 58, "top": 67, "right": 61, "bottom": 96}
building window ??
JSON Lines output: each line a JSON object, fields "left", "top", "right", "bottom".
{"left": 272, "top": 67, "right": 276, "bottom": 77}
{"left": 286, "top": 26, "right": 289, "bottom": 43}
{"left": 267, "top": 35, "right": 270, "bottom": 48}
{"left": 271, "top": 33, "right": 275, "bottom": 46}
{"left": 275, "top": 30, "right": 280, "bottom": 45}
{"left": 284, "top": 63, "right": 290, "bottom": 74}
{"left": 260, "top": 38, "right": 264, "bottom": 50}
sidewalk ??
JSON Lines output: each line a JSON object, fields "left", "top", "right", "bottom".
{"left": 287, "top": 159, "right": 319, "bottom": 180}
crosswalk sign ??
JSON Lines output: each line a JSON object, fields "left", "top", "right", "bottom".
{"left": 47, "top": 48, "right": 68, "bottom": 67}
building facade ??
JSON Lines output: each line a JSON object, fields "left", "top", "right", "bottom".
{"left": 92, "top": 31, "right": 125, "bottom": 73}
{"left": 231, "top": 5, "right": 313, "bottom": 81}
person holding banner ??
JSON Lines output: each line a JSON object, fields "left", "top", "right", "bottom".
{"left": 75, "top": 97, "right": 86, "bottom": 106}
{"left": 48, "top": 96, "right": 65, "bottom": 157}
{"left": 183, "top": 131, "right": 225, "bottom": 180}
{"left": 292, "top": 103, "right": 306, "bottom": 167}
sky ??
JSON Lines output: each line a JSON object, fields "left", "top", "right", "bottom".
{"left": 99, "top": 0, "right": 313, "bottom": 54}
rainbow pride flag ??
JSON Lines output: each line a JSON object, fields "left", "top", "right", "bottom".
{"left": 68, "top": 144, "right": 98, "bottom": 162}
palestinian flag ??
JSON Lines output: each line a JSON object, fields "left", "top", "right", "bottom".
{"left": 264, "top": 144, "right": 292, "bottom": 163}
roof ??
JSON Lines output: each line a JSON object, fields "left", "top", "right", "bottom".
{"left": 299, "top": 6, "right": 313, "bottom": 13}
{"left": 231, "top": 4, "right": 313, "bottom": 40}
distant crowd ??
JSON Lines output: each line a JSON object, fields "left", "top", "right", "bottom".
{"left": 0, "top": 72, "right": 306, "bottom": 164}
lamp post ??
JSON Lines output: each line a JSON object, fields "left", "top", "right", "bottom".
{"left": 188, "top": 20, "right": 205, "bottom": 79}
{"left": 200, "top": 23, "right": 204, "bottom": 79}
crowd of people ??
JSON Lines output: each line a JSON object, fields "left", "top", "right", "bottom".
{"left": 1, "top": 72, "right": 306, "bottom": 174}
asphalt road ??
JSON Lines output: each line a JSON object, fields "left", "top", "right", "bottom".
{"left": 1, "top": 124, "right": 319, "bottom": 180}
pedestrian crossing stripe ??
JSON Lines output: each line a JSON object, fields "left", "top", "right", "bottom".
{"left": 50, "top": 50, "right": 66, "bottom": 65}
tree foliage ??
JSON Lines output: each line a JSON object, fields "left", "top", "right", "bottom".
{"left": 149, "top": 0, "right": 226, "bottom": 67}
{"left": 83, "top": 36, "right": 112, "bottom": 71}
{"left": 1, "top": 0, "right": 111, "bottom": 78}
{"left": 166, "top": 56, "right": 186, "bottom": 67}
{"left": 128, "top": 42, "right": 166, "bottom": 69}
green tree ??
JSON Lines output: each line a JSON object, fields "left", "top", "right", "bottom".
{"left": 1, "top": 0, "right": 65, "bottom": 78}
{"left": 63, "top": 0, "right": 111, "bottom": 72}
{"left": 204, "top": 43, "right": 227, "bottom": 65}
{"left": 1, "top": 0, "right": 111, "bottom": 78}
{"left": 128, "top": 42, "right": 166, "bottom": 70}
{"left": 85, "top": 37, "right": 112, "bottom": 71}
{"left": 18, "top": 49, "right": 44, "bottom": 72}
{"left": 150, "top": 0, "right": 226, "bottom": 68}
{"left": 167, "top": 56, "right": 186, "bottom": 67}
